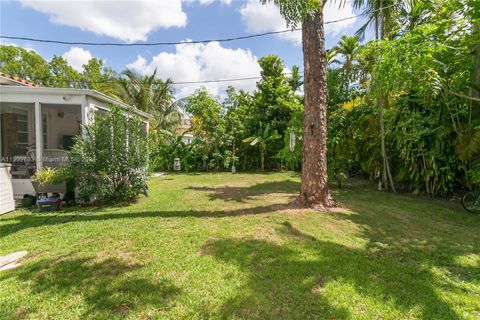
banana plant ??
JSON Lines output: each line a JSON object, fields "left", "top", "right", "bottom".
{"left": 243, "top": 123, "right": 280, "bottom": 171}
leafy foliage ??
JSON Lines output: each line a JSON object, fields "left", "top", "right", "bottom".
{"left": 69, "top": 107, "right": 149, "bottom": 203}
{"left": 2, "top": 0, "right": 478, "bottom": 196}
{"left": 31, "top": 167, "right": 73, "bottom": 186}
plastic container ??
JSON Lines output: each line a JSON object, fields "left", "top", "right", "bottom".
{"left": 0, "top": 163, "right": 15, "bottom": 215}
{"left": 37, "top": 197, "right": 62, "bottom": 212}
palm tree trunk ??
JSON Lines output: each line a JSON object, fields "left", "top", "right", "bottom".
{"left": 298, "top": 6, "right": 334, "bottom": 210}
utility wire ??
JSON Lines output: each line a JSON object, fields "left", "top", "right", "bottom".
{"left": 0, "top": 2, "right": 400, "bottom": 47}
{"left": 39, "top": 73, "right": 298, "bottom": 86}
{"left": 0, "top": 2, "right": 401, "bottom": 86}
{"left": 173, "top": 76, "right": 263, "bottom": 85}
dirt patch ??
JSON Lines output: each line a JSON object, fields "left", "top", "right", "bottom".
{"left": 311, "top": 278, "right": 326, "bottom": 296}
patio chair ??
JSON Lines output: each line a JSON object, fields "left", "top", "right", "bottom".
{"left": 26, "top": 149, "right": 69, "bottom": 169}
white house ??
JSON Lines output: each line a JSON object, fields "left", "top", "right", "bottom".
{"left": 0, "top": 74, "right": 151, "bottom": 198}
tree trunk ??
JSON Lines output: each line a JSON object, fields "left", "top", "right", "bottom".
{"left": 298, "top": 7, "right": 335, "bottom": 210}
{"left": 260, "top": 149, "right": 265, "bottom": 172}
{"left": 377, "top": 3, "right": 396, "bottom": 192}
{"left": 380, "top": 103, "right": 388, "bottom": 189}
{"left": 232, "top": 140, "right": 236, "bottom": 173}
{"left": 470, "top": 21, "right": 480, "bottom": 116}
{"left": 379, "top": 100, "right": 396, "bottom": 192}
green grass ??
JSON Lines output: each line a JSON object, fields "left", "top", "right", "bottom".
{"left": 1, "top": 173, "right": 479, "bottom": 319}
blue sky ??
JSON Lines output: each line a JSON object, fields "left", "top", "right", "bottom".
{"left": 1, "top": 0, "right": 366, "bottom": 96}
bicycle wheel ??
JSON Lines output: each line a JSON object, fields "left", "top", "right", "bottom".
{"left": 462, "top": 191, "right": 480, "bottom": 214}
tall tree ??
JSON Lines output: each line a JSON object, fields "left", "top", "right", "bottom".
{"left": 0, "top": 45, "right": 51, "bottom": 85}
{"left": 83, "top": 58, "right": 123, "bottom": 99}
{"left": 261, "top": 0, "right": 335, "bottom": 209}
{"left": 48, "top": 55, "right": 82, "bottom": 88}
{"left": 185, "top": 88, "right": 227, "bottom": 171}
{"left": 351, "top": 0, "right": 401, "bottom": 192}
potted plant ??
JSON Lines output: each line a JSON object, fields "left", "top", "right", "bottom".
{"left": 31, "top": 167, "right": 74, "bottom": 195}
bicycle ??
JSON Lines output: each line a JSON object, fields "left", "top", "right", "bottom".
{"left": 462, "top": 191, "right": 480, "bottom": 214}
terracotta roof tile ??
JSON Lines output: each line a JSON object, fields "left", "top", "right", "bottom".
{"left": 0, "top": 72, "right": 39, "bottom": 87}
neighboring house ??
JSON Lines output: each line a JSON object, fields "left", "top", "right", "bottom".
{"left": 0, "top": 76, "right": 151, "bottom": 198}
{"left": 176, "top": 113, "right": 194, "bottom": 144}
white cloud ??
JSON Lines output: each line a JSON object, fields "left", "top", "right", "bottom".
{"left": 20, "top": 0, "right": 187, "bottom": 42}
{"left": 239, "top": 0, "right": 301, "bottom": 45}
{"left": 197, "top": 0, "right": 232, "bottom": 5}
{"left": 239, "top": 0, "right": 357, "bottom": 45}
{"left": 126, "top": 41, "right": 261, "bottom": 97}
{"left": 324, "top": 1, "right": 357, "bottom": 37}
{"left": 62, "top": 47, "right": 93, "bottom": 72}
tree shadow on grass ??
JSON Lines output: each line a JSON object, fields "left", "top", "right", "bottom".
{"left": 0, "top": 255, "right": 180, "bottom": 319}
{"left": 204, "top": 221, "right": 467, "bottom": 319}
{"left": 1, "top": 181, "right": 479, "bottom": 318}
{"left": 0, "top": 180, "right": 301, "bottom": 239}
{"left": 332, "top": 189, "right": 480, "bottom": 282}
{"left": 187, "top": 179, "right": 300, "bottom": 203}
{"left": 202, "top": 237, "right": 350, "bottom": 319}
{"left": 0, "top": 203, "right": 299, "bottom": 240}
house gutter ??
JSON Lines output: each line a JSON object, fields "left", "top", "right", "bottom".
{"left": 0, "top": 86, "right": 153, "bottom": 120}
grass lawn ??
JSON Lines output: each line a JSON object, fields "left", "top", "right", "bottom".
{"left": 0, "top": 173, "right": 479, "bottom": 319}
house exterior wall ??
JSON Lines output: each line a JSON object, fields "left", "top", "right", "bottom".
{"left": 0, "top": 87, "right": 151, "bottom": 199}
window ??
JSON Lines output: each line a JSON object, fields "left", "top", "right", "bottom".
{"left": 15, "top": 110, "right": 29, "bottom": 152}
{"left": 42, "top": 114, "right": 48, "bottom": 149}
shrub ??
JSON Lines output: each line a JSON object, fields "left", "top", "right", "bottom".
{"left": 69, "top": 106, "right": 149, "bottom": 203}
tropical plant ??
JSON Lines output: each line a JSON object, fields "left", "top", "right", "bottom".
{"left": 243, "top": 123, "right": 281, "bottom": 172}
{"left": 332, "top": 35, "right": 359, "bottom": 71}
{"left": 288, "top": 65, "right": 304, "bottom": 92}
{"left": 69, "top": 106, "right": 149, "bottom": 203}
{"left": 82, "top": 58, "right": 123, "bottom": 99}
{"left": 349, "top": 0, "right": 403, "bottom": 192}
{"left": 32, "top": 167, "right": 73, "bottom": 186}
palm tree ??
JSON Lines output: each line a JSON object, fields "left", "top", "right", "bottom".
{"left": 327, "top": 49, "right": 341, "bottom": 66}
{"left": 121, "top": 69, "right": 181, "bottom": 131}
{"left": 399, "top": 0, "right": 432, "bottom": 31}
{"left": 261, "top": 0, "right": 335, "bottom": 209}
{"left": 288, "top": 65, "right": 304, "bottom": 92}
{"left": 332, "top": 35, "right": 360, "bottom": 95}
{"left": 121, "top": 69, "right": 172, "bottom": 111}
{"left": 332, "top": 35, "right": 359, "bottom": 71}
{"left": 352, "top": 0, "right": 401, "bottom": 40}
{"left": 243, "top": 123, "right": 280, "bottom": 171}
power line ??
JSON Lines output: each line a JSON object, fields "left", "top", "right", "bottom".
{"left": 0, "top": 3, "right": 401, "bottom": 47}
{"left": 173, "top": 76, "right": 263, "bottom": 85}
{"left": 46, "top": 73, "right": 298, "bottom": 86}
{"left": 0, "top": 2, "right": 401, "bottom": 86}
{"left": 1, "top": 29, "right": 301, "bottom": 47}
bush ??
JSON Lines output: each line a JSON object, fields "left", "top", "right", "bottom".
{"left": 69, "top": 106, "right": 149, "bottom": 203}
